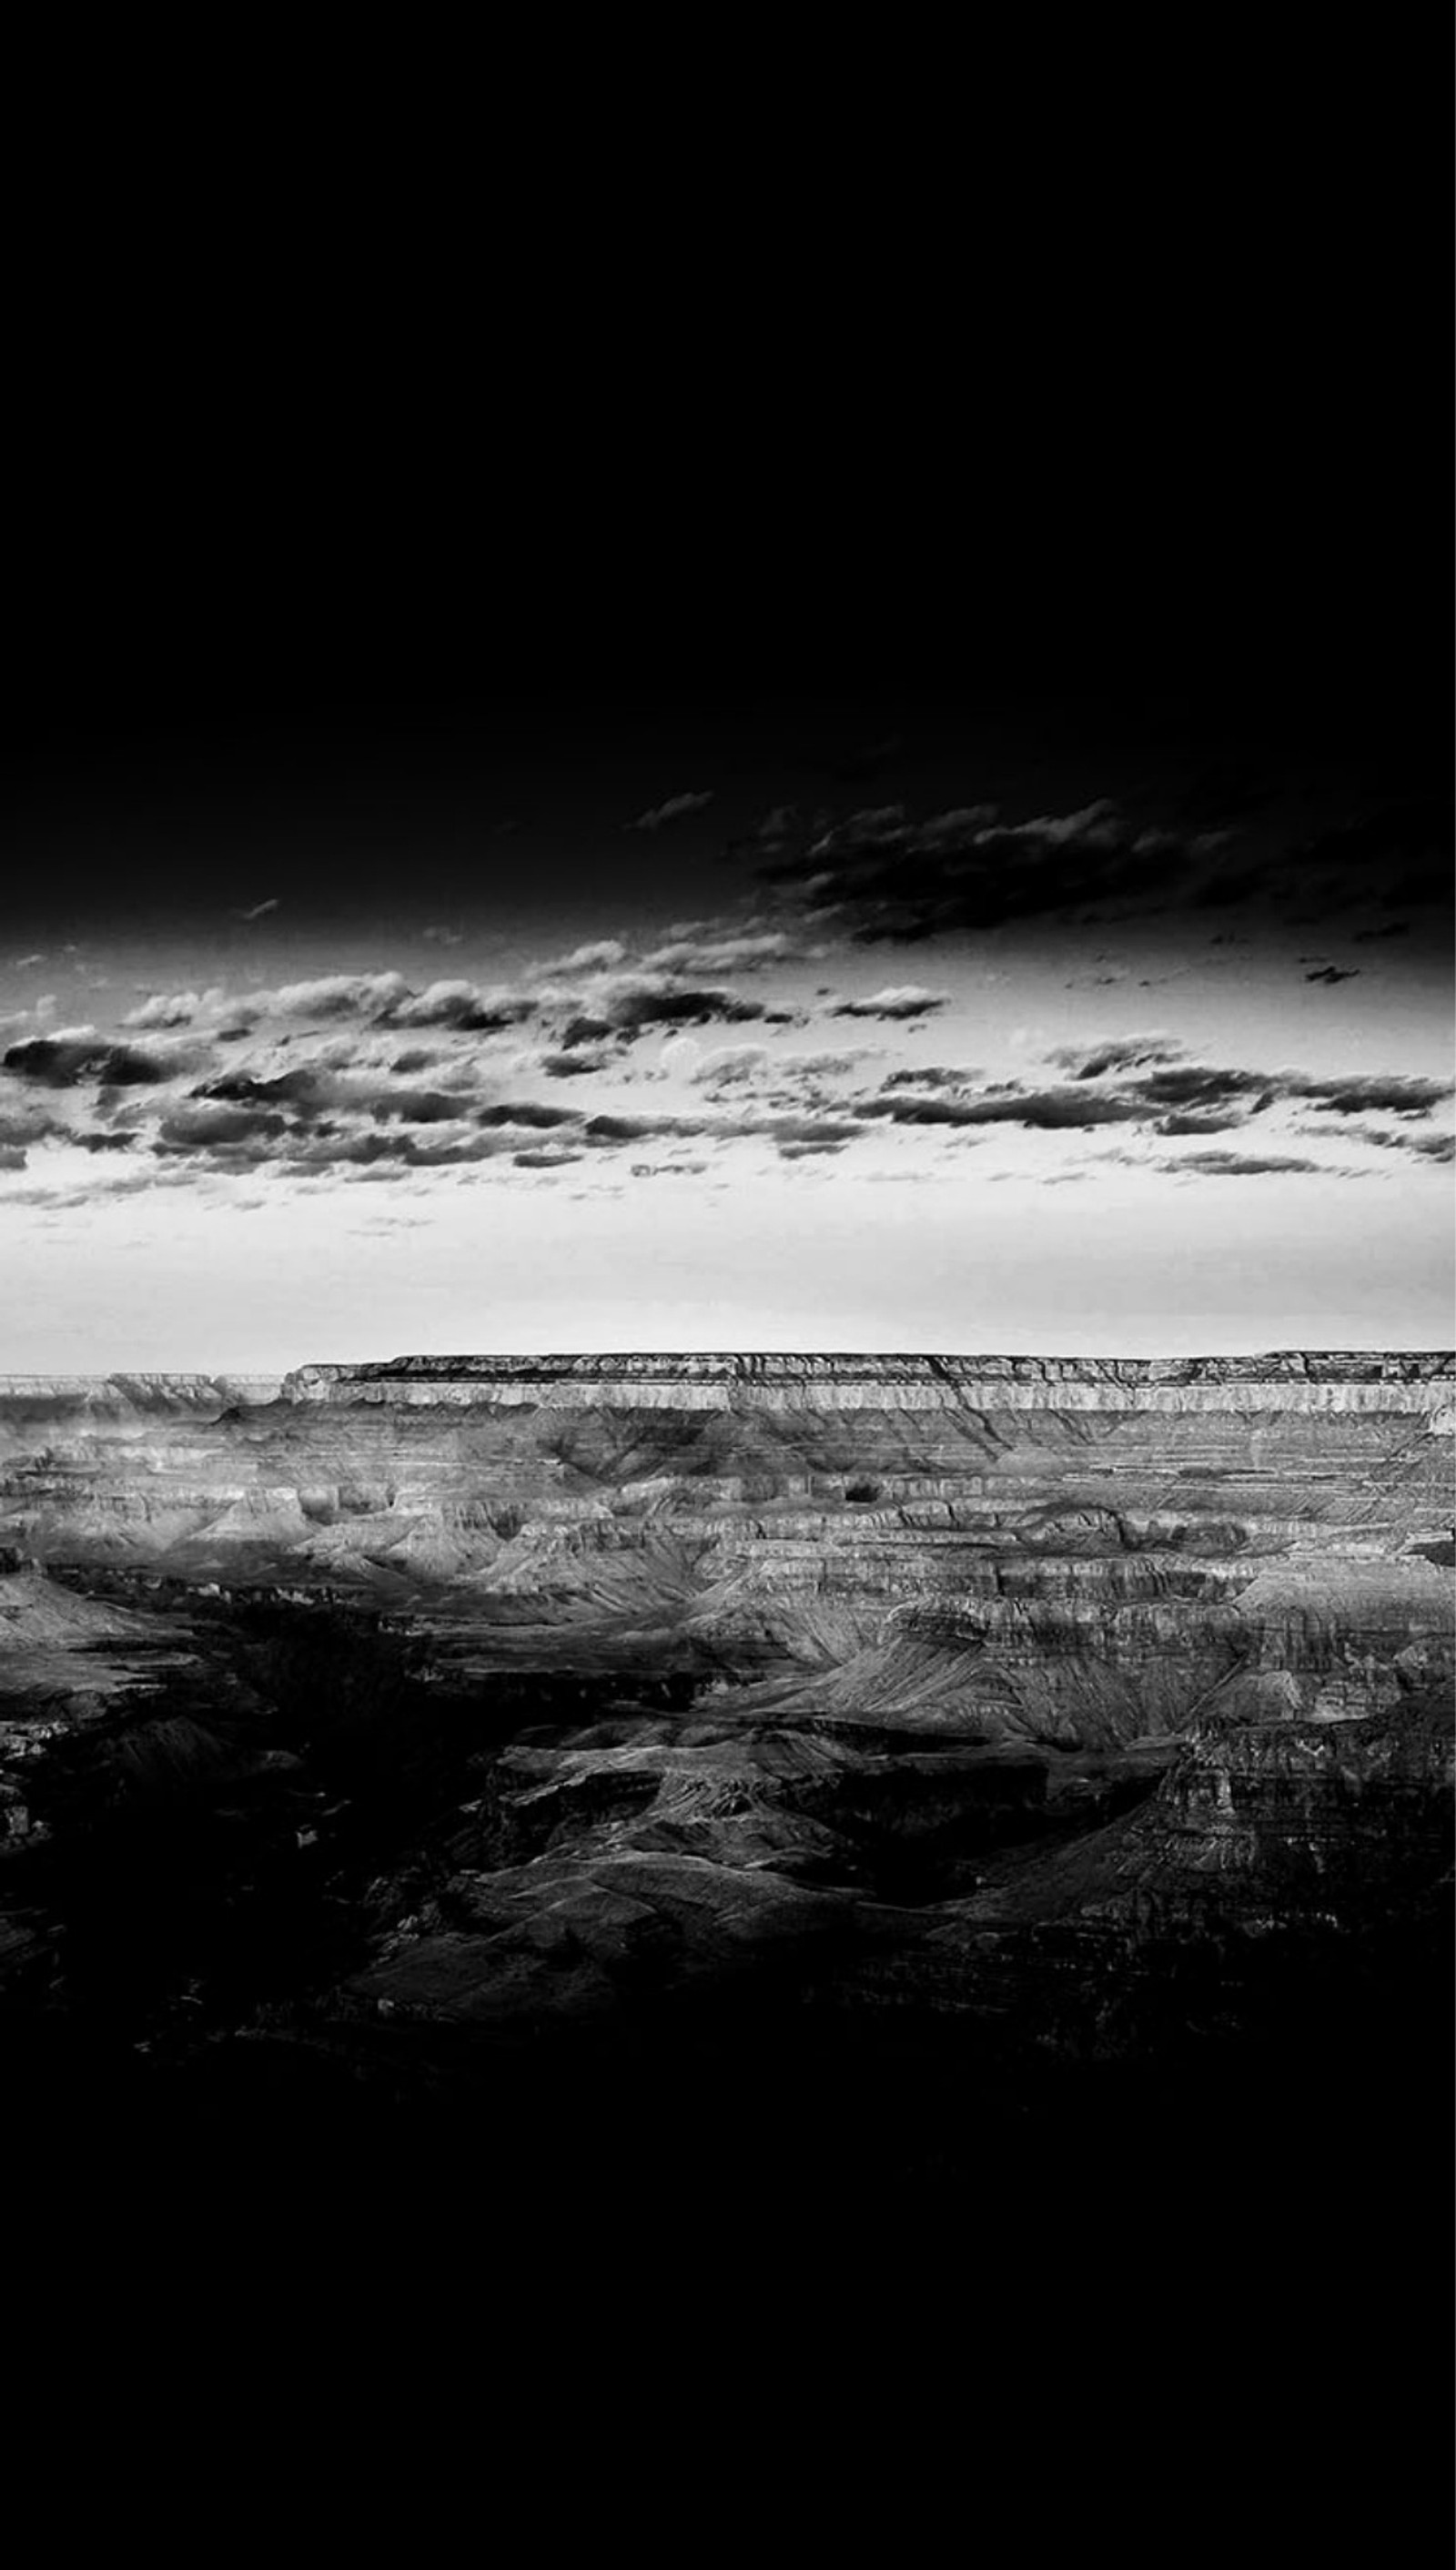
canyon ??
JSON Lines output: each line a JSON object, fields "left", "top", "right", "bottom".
{"left": 0, "top": 1351, "right": 1450, "bottom": 2247}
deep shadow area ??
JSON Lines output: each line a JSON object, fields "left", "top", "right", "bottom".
{"left": 1, "top": 1588, "right": 1450, "bottom": 2484}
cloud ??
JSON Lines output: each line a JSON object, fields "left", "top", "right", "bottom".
{"left": 879, "top": 1065, "right": 980, "bottom": 1090}
{"left": 1156, "top": 1150, "right": 1330, "bottom": 1178}
{"left": 540, "top": 1049, "right": 612, "bottom": 1078}
{"left": 155, "top": 1104, "right": 290, "bottom": 1151}
{"left": 1336, "top": 1125, "right": 1456, "bottom": 1164}
{"left": 1045, "top": 1035, "right": 1185, "bottom": 1079}
{"left": 267, "top": 1129, "right": 520, "bottom": 1174}
{"left": 261, "top": 973, "right": 411, "bottom": 1021}
{"left": 1119, "top": 1065, "right": 1276, "bottom": 1112}
{"left": 237, "top": 973, "right": 538, "bottom": 1034}
{"left": 372, "top": 1088, "right": 480, "bottom": 1125}
{"left": 763, "top": 797, "right": 1214, "bottom": 942}
{"left": 476, "top": 1101, "right": 581, "bottom": 1129}
{"left": 688, "top": 1044, "right": 874, "bottom": 1095}
{"left": 1108, "top": 1063, "right": 1450, "bottom": 1121}
{"left": 757, "top": 782, "right": 1449, "bottom": 946}
{"left": 0, "top": 1168, "right": 208, "bottom": 1210}
{"left": 2, "top": 1037, "right": 177, "bottom": 1088}
{"left": 123, "top": 988, "right": 229, "bottom": 1030}
{"left": 740, "top": 804, "right": 800, "bottom": 845}
{"left": 638, "top": 930, "right": 796, "bottom": 976}
{"left": 582, "top": 1114, "right": 662, "bottom": 1144}
{"left": 564, "top": 983, "right": 771, "bottom": 1041}
{"left": 180, "top": 1059, "right": 487, "bottom": 1140}
{"left": 421, "top": 926, "right": 463, "bottom": 947}
{"left": 758, "top": 1116, "right": 864, "bottom": 1149}
{"left": 26, "top": 898, "right": 1451, "bottom": 1218}
{"left": 1152, "top": 1110, "right": 1254, "bottom": 1138}
{"left": 541, "top": 941, "right": 630, "bottom": 977}
{"left": 855, "top": 1086, "right": 1146, "bottom": 1131}
{"left": 829, "top": 986, "right": 947, "bottom": 1021}
{"left": 1303, "top": 965, "right": 1360, "bottom": 985}
{"left": 775, "top": 1049, "right": 875, "bottom": 1080}
{"left": 392, "top": 982, "right": 539, "bottom": 1031}
{"left": 1299, "top": 1074, "right": 1452, "bottom": 1118}
{"left": 575, "top": 1108, "right": 867, "bottom": 1158}
{"left": 196, "top": 1067, "right": 339, "bottom": 1117}
{"left": 233, "top": 897, "right": 280, "bottom": 921}
{"left": 625, "top": 791, "right": 715, "bottom": 832}
{"left": 0, "top": 1106, "right": 62, "bottom": 1148}
{"left": 690, "top": 1044, "right": 769, "bottom": 1088}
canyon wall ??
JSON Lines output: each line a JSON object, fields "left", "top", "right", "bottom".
{"left": 282, "top": 1350, "right": 1456, "bottom": 1412}
{"left": 0, "top": 1355, "right": 1449, "bottom": 2127}
{"left": 0, "top": 1351, "right": 1449, "bottom": 1746}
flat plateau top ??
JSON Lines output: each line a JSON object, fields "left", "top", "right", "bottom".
{"left": 272, "top": 1352, "right": 1456, "bottom": 1411}
{"left": 292, "top": 1351, "right": 1455, "bottom": 1381}
{"left": 0, "top": 1354, "right": 1449, "bottom": 1405}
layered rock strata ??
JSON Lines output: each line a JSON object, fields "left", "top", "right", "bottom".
{"left": 1, "top": 1353, "right": 1449, "bottom": 1734}
{"left": 0, "top": 1353, "right": 1448, "bottom": 2118}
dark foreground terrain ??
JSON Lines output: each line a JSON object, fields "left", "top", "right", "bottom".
{"left": 0, "top": 1357, "right": 1450, "bottom": 2457}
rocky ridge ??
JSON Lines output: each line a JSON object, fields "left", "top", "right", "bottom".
{"left": 0, "top": 1349, "right": 1448, "bottom": 2108}
{"left": 282, "top": 1349, "right": 1456, "bottom": 1412}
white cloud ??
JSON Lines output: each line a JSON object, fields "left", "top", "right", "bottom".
{"left": 625, "top": 790, "right": 715, "bottom": 832}
{"left": 123, "top": 987, "right": 229, "bottom": 1030}
{"left": 829, "top": 987, "right": 948, "bottom": 1021}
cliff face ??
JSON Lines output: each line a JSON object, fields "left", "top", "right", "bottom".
{"left": 282, "top": 1349, "right": 1456, "bottom": 1411}
{"left": 0, "top": 1356, "right": 1448, "bottom": 2169}
{"left": 0, "top": 1375, "right": 282, "bottom": 1441}
{"left": 1, "top": 1353, "right": 1450, "bottom": 1745}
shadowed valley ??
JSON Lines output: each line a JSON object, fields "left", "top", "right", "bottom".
{"left": 1, "top": 1352, "right": 1451, "bottom": 2257}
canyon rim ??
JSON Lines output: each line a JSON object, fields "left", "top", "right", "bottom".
{"left": 2, "top": 1348, "right": 1449, "bottom": 2227}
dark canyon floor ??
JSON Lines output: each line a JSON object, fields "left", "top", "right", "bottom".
{"left": 1, "top": 1354, "right": 1451, "bottom": 2381}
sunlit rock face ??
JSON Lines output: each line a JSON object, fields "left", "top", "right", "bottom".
{"left": 0, "top": 1354, "right": 1448, "bottom": 2129}
{"left": 0, "top": 1353, "right": 1449, "bottom": 1746}
{"left": 0, "top": 1374, "right": 283, "bottom": 1422}
{"left": 283, "top": 1351, "right": 1453, "bottom": 1403}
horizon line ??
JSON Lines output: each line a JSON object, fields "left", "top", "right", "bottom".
{"left": 1, "top": 1343, "right": 1453, "bottom": 1381}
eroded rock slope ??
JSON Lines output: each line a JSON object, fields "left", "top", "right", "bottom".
{"left": 0, "top": 1351, "right": 1449, "bottom": 2080}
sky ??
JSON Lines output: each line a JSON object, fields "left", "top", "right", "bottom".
{"left": 0, "top": 688, "right": 1450, "bottom": 1368}
{"left": 2, "top": 40, "right": 1449, "bottom": 1369}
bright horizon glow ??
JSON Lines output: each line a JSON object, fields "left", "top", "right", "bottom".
{"left": 2, "top": 717, "right": 1450, "bottom": 1371}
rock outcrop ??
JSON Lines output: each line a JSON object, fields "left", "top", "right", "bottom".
{"left": 2, "top": 1351, "right": 1449, "bottom": 1741}
{"left": 282, "top": 1348, "right": 1456, "bottom": 1411}
{"left": 0, "top": 1351, "right": 1448, "bottom": 2219}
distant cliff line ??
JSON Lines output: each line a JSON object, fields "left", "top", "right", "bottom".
{"left": 0, "top": 1353, "right": 1451, "bottom": 1421}
{"left": 292, "top": 1351, "right": 1455, "bottom": 1381}
{"left": 0, "top": 1374, "right": 285, "bottom": 1402}
{"left": 271, "top": 1351, "right": 1456, "bottom": 1419}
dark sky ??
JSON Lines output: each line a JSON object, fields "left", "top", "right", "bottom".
{"left": 0, "top": 38, "right": 1449, "bottom": 1365}
{"left": 5, "top": 30, "right": 1447, "bottom": 874}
